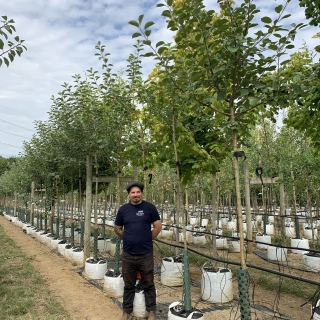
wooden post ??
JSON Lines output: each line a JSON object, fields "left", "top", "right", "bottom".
{"left": 84, "top": 155, "right": 92, "bottom": 261}
{"left": 211, "top": 173, "right": 218, "bottom": 259}
{"left": 244, "top": 162, "right": 253, "bottom": 253}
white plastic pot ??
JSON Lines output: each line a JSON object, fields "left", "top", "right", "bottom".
{"left": 161, "top": 257, "right": 183, "bottom": 286}
{"left": 303, "top": 253, "right": 320, "bottom": 272}
{"left": 256, "top": 234, "right": 271, "bottom": 249}
{"left": 189, "top": 216, "right": 198, "bottom": 226}
{"left": 267, "top": 246, "right": 287, "bottom": 261}
{"left": 201, "top": 218, "right": 208, "bottom": 227}
{"left": 160, "top": 229, "right": 174, "bottom": 239}
{"left": 168, "top": 301, "right": 204, "bottom": 320}
{"left": 103, "top": 270, "right": 124, "bottom": 298}
{"left": 304, "top": 228, "right": 318, "bottom": 240}
{"left": 133, "top": 291, "right": 148, "bottom": 318}
{"left": 65, "top": 245, "right": 76, "bottom": 261}
{"left": 201, "top": 266, "right": 233, "bottom": 303}
{"left": 227, "top": 221, "right": 237, "bottom": 230}
{"left": 50, "top": 237, "right": 60, "bottom": 250}
{"left": 193, "top": 233, "right": 206, "bottom": 245}
{"left": 72, "top": 248, "right": 84, "bottom": 265}
{"left": 291, "top": 238, "right": 309, "bottom": 254}
{"left": 216, "top": 237, "right": 228, "bottom": 249}
{"left": 285, "top": 226, "right": 295, "bottom": 238}
{"left": 220, "top": 217, "right": 228, "bottom": 227}
{"left": 57, "top": 240, "right": 67, "bottom": 256}
{"left": 266, "top": 224, "right": 274, "bottom": 235}
{"left": 84, "top": 258, "right": 108, "bottom": 279}
{"left": 228, "top": 240, "right": 240, "bottom": 253}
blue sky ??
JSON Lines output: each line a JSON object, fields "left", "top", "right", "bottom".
{"left": 0, "top": 0, "right": 318, "bottom": 158}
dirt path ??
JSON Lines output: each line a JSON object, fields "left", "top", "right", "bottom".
{"left": 0, "top": 216, "right": 122, "bottom": 320}
{"left": 1, "top": 215, "right": 316, "bottom": 320}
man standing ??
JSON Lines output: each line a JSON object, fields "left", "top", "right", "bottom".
{"left": 114, "top": 181, "right": 162, "bottom": 320}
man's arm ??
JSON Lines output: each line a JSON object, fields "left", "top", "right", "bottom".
{"left": 152, "top": 220, "right": 162, "bottom": 240}
{"left": 114, "top": 225, "right": 123, "bottom": 238}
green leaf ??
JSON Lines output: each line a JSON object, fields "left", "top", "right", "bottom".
{"left": 261, "top": 16, "right": 272, "bottom": 24}
{"left": 0, "top": 39, "right": 3, "bottom": 50}
{"left": 275, "top": 5, "right": 283, "bottom": 13}
{"left": 138, "top": 14, "right": 144, "bottom": 23}
{"left": 145, "top": 30, "right": 151, "bottom": 37}
{"left": 144, "top": 21, "right": 154, "bottom": 29}
{"left": 143, "top": 52, "right": 155, "bottom": 57}
{"left": 156, "top": 3, "right": 165, "bottom": 7}
{"left": 158, "top": 47, "right": 167, "bottom": 55}
{"left": 167, "top": 0, "right": 173, "bottom": 6}
{"left": 162, "top": 10, "right": 171, "bottom": 18}
{"left": 156, "top": 41, "right": 165, "bottom": 48}
{"left": 249, "top": 97, "right": 260, "bottom": 106}
{"left": 217, "top": 91, "right": 226, "bottom": 101}
{"left": 3, "top": 57, "right": 9, "bottom": 67}
{"left": 132, "top": 32, "right": 142, "bottom": 38}
{"left": 128, "top": 20, "right": 139, "bottom": 27}
{"left": 0, "top": 59, "right": 2, "bottom": 67}
{"left": 228, "top": 46, "right": 238, "bottom": 52}
{"left": 143, "top": 40, "right": 151, "bottom": 45}
{"left": 239, "top": 88, "right": 249, "bottom": 95}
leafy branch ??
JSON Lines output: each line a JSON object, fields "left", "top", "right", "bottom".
{"left": 0, "top": 15, "right": 27, "bottom": 67}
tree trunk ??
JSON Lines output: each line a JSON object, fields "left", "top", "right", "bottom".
{"left": 211, "top": 173, "right": 218, "bottom": 259}
{"left": 84, "top": 155, "right": 93, "bottom": 261}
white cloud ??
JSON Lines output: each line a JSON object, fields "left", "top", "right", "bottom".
{"left": 0, "top": 0, "right": 317, "bottom": 157}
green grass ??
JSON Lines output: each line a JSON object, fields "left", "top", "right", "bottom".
{"left": 0, "top": 224, "right": 71, "bottom": 320}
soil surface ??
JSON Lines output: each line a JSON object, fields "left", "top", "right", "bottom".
{"left": 0, "top": 216, "right": 317, "bottom": 320}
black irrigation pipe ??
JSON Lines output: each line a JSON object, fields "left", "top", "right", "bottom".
{"left": 160, "top": 223, "right": 320, "bottom": 254}
{"left": 155, "top": 239, "right": 320, "bottom": 287}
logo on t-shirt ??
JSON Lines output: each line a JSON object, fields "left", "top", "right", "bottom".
{"left": 136, "top": 210, "right": 144, "bottom": 216}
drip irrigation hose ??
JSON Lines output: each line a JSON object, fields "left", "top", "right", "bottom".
{"left": 159, "top": 222, "right": 320, "bottom": 254}
{"left": 156, "top": 238, "right": 320, "bottom": 287}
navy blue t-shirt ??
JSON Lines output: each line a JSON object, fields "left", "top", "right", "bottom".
{"left": 115, "top": 201, "right": 160, "bottom": 255}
